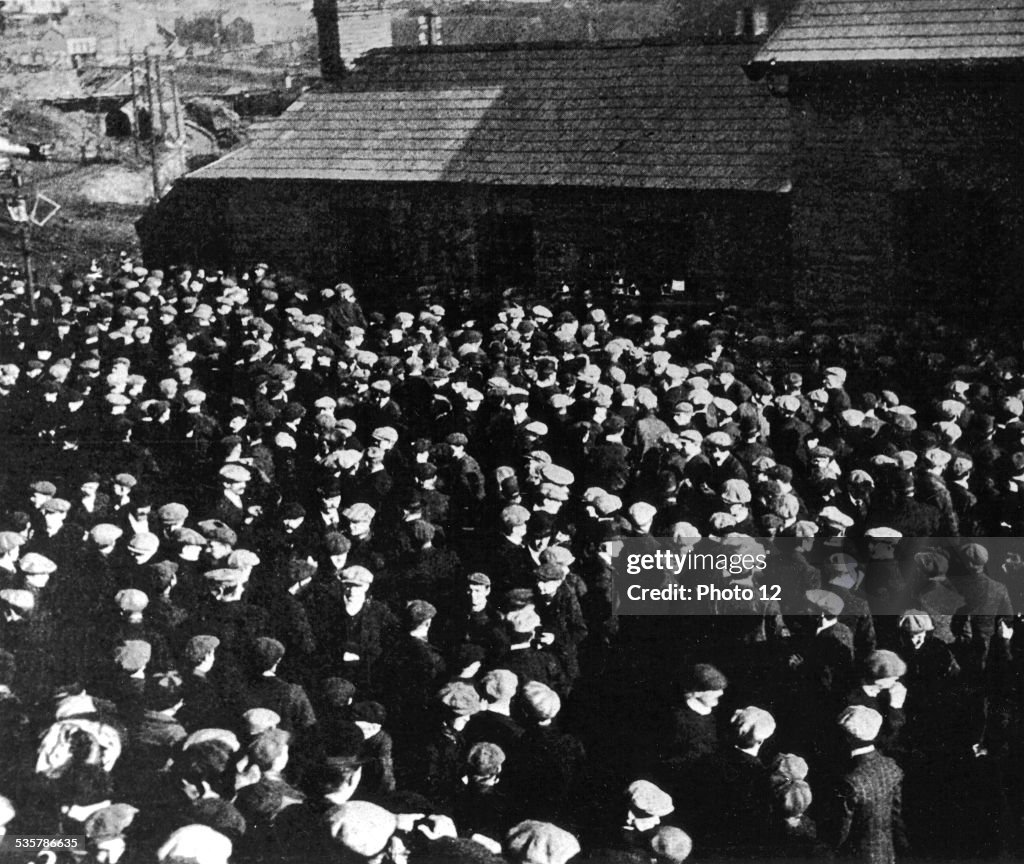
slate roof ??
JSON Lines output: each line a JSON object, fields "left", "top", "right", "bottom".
{"left": 191, "top": 42, "right": 791, "bottom": 192}
{"left": 755, "top": 0, "right": 1024, "bottom": 64}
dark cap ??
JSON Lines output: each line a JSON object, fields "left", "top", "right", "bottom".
{"left": 252, "top": 637, "right": 285, "bottom": 671}
{"left": 322, "top": 677, "right": 357, "bottom": 708}
{"left": 684, "top": 663, "right": 728, "bottom": 693}
{"left": 403, "top": 599, "right": 437, "bottom": 628}
{"left": 325, "top": 532, "right": 351, "bottom": 555}
{"left": 350, "top": 700, "right": 387, "bottom": 725}
{"left": 184, "top": 634, "right": 220, "bottom": 665}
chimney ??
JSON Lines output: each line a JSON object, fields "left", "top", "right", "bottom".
{"left": 313, "top": 0, "right": 345, "bottom": 79}
{"left": 734, "top": 3, "right": 770, "bottom": 40}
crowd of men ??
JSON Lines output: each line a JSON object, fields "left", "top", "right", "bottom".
{"left": 0, "top": 257, "right": 1023, "bottom": 864}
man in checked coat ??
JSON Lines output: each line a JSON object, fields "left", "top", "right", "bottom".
{"left": 828, "top": 705, "right": 908, "bottom": 864}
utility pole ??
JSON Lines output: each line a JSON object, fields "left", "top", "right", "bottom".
{"left": 170, "top": 66, "right": 182, "bottom": 141}
{"left": 143, "top": 48, "right": 161, "bottom": 199}
{"left": 154, "top": 53, "right": 167, "bottom": 140}
{"left": 128, "top": 50, "right": 141, "bottom": 157}
{"left": 8, "top": 171, "right": 35, "bottom": 314}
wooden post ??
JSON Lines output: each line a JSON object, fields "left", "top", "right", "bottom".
{"left": 170, "top": 67, "right": 183, "bottom": 141}
{"left": 128, "top": 51, "right": 141, "bottom": 157}
{"left": 143, "top": 49, "right": 161, "bottom": 199}
{"left": 10, "top": 172, "right": 35, "bottom": 314}
{"left": 154, "top": 54, "right": 167, "bottom": 140}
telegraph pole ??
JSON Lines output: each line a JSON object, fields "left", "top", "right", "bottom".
{"left": 128, "top": 50, "right": 141, "bottom": 157}
{"left": 143, "top": 48, "right": 161, "bottom": 199}
{"left": 9, "top": 171, "right": 35, "bottom": 314}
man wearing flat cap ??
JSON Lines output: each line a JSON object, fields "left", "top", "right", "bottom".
{"left": 444, "top": 431, "right": 486, "bottom": 533}
{"left": 533, "top": 562, "right": 587, "bottom": 689}
{"left": 948, "top": 542, "right": 1014, "bottom": 661}
{"left": 378, "top": 599, "right": 446, "bottom": 734}
{"left": 697, "top": 706, "right": 776, "bottom": 857}
{"left": 108, "top": 588, "right": 175, "bottom": 673}
{"left": 207, "top": 463, "right": 252, "bottom": 533}
{"left": 827, "top": 705, "right": 907, "bottom": 864}
{"left": 663, "top": 663, "right": 728, "bottom": 771}
{"left": 185, "top": 564, "right": 272, "bottom": 687}
{"left": 243, "top": 637, "right": 317, "bottom": 735}
{"left": 843, "top": 650, "right": 908, "bottom": 758}
{"left": 438, "top": 572, "right": 508, "bottom": 663}
{"left": 321, "top": 565, "right": 399, "bottom": 692}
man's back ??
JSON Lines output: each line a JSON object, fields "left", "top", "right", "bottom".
{"left": 832, "top": 750, "right": 905, "bottom": 864}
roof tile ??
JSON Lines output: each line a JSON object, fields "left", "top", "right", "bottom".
{"left": 192, "top": 42, "right": 789, "bottom": 192}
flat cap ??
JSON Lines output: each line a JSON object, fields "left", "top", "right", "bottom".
{"left": 685, "top": 663, "right": 728, "bottom": 693}
{"left": 127, "top": 532, "right": 160, "bottom": 554}
{"left": 219, "top": 464, "right": 251, "bottom": 483}
{"left": 114, "top": 639, "right": 152, "bottom": 672}
{"left": 467, "top": 571, "right": 491, "bottom": 587}
{"left": 805, "top": 589, "right": 844, "bottom": 617}
{"left": 506, "top": 821, "right": 580, "bottom": 864}
{"left": 961, "top": 542, "right": 989, "bottom": 567}
{"left": 0, "top": 588, "right": 34, "bottom": 613}
{"left": 541, "top": 464, "right": 575, "bottom": 486}
{"left": 327, "top": 802, "right": 397, "bottom": 857}
{"left": 899, "top": 610, "right": 934, "bottom": 633}
{"left": 864, "top": 649, "right": 907, "bottom": 681}
{"left": 540, "top": 483, "right": 569, "bottom": 502}
{"left": 628, "top": 501, "right": 658, "bottom": 528}
{"left": 705, "top": 431, "right": 733, "bottom": 449}
{"left": 438, "top": 681, "right": 481, "bottom": 716}
{"left": 40, "top": 497, "right": 71, "bottom": 513}
{"left": 172, "top": 527, "right": 207, "bottom": 547}
{"left": 771, "top": 753, "right": 810, "bottom": 784}
{"left": 535, "top": 563, "right": 564, "bottom": 584}
{"left": 720, "top": 479, "right": 751, "bottom": 505}
{"left": 184, "top": 635, "right": 220, "bottom": 664}
{"left": 628, "top": 779, "right": 674, "bottom": 818}
{"left": 467, "top": 741, "right": 506, "bottom": 776}
{"left": 371, "top": 426, "right": 399, "bottom": 445}
{"left": 204, "top": 568, "right": 244, "bottom": 584}
{"left": 342, "top": 502, "right": 376, "bottom": 523}
{"left": 252, "top": 637, "right": 285, "bottom": 670}
{"left": 114, "top": 473, "right": 138, "bottom": 488}
{"left": 521, "top": 681, "right": 561, "bottom": 721}
{"left": 29, "top": 480, "right": 57, "bottom": 496}
{"left": 648, "top": 826, "right": 692, "bottom": 864}
{"left": 199, "top": 520, "right": 237, "bottom": 546}
{"left": 501, "top": 504, "right": 531, "bottom": 528}
{"left": 228, "top": 549, "right": 261, "bottom": 570}
{"left": 731, "top": 706, "right": 776, "bottom": 741}
{"left": 85, "top": 803, "right": 139, "bottom": 841}
{"left": 404, "top": 599, "right": 437, "bottom": 628}
{"left": 90, "top": 523, "right": 124, "bottom": 546}
{"left": 864, "top": 526, "right": 902, "bottom": 541}
{"left": 115, "top": 589, "right": 149, "bottom": 612}
{"left": 0, "top": 532, "right": 25, "bottom": 553}
{"left": 341, "top": 565, "right": 374, "bottom": 586}
{"left": 819, "top": 506, "right": 854, "bottom": 528}
{"left": 325, "top": 533, "right": 351, "bottom": 555}
{"left": 838, "top": 705, "right": 883, "bottom": 742}
{"left": 243, "top": 708, "right": 282, "bottom": 736}
{"left": 158, "top": 502, "right": 189, "bottom": 523}
{"left": 19, "top": 552, "right": 57, "bottom": 574}
{"left": 156, "top": 826, "right": 232, "bottom": 864}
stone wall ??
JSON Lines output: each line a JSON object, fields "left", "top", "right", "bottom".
{"left": 786, "top": 65, "right": 1024, "bottom": 315}
{"left": 141, "top": 179, "right": 790, "bottom": 307}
